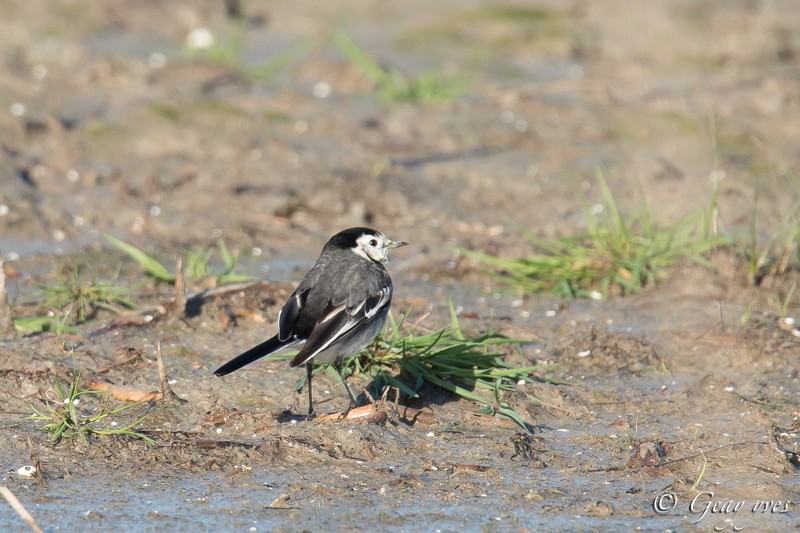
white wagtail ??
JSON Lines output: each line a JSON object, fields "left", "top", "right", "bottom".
{"left": 214, "top": 227, "right": 408, "bottom": 418}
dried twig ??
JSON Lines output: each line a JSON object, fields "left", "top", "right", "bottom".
{"left": 174, "top": 257, "right": 185, "bottom": 318}
{"left": 185, "top": 280, "right": 269, "bottom": 303}
{"left": 0, "top": 259, "right": 15, "bottom": 338}
{"left": 0, "top": 486, "right": 45, "bottom": 533}
{"left": 26, "top": 435, "right": 44, "bottom": 484}
{"left": 156, "top": 341, "right": 186, "bottom": 403}
{"left": 157, "top": 341, "right": 169, "bottom": 397}
{"left": 87, "top": 305, "right": 167, "bottom": 338}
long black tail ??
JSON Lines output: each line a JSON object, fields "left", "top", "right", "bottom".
{"left": 214, "top": 335, "right": 288, "bottom": 376}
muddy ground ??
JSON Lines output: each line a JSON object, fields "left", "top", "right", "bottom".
{"left": 1, "top": 0, "right": 800, "bottom": 531}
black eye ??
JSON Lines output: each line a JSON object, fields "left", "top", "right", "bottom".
{"left": 369, "top": 239, "right": 378, "bottom": 247}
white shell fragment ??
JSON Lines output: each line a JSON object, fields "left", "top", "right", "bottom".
{"left": 778, "top": 317, "right": 800, "bottom": 337}
{"left": 17, "top": 465, "right": 37, "bottom": 477}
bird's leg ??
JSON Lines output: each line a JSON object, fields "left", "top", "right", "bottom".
{"left": 306, "top": 362, "right": 316, "bottom": 420}
{"left": 334, "top": 358, "right": 359, "bottom": 413}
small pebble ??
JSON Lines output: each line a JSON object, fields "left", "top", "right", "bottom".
{"left": 148, "top": 52, "right": 167, "bottom": 68}
{"left": 32, "top": 64, "right": 47, "bottom": 80}
{"left": 186, "top": 28, "right": 214, "bottom": 50}
{"left": 312, "top": 82, "right": 332, "bottom": 99}
{"left": 294, "top": 120, "right": 309, "bottom": 134}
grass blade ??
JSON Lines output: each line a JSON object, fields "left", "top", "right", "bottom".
{"left": 105, "top": 234, "right": 175, "bottom": 283}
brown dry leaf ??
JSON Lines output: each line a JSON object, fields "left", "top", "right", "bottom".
{"left": 317, "top": 404, "right": 378, "bottom": 422}
{"left": 451, "top": 464, "right": 493, "bottom": 474}
{"left": 89, "top": 379, "right": 162, "bottom": 402}
{"left": 640, "top": 465, "right": 672, "bottom": 477}
{"left": 219, "top": 306, "right": 264, "bottom": 327}
{"left": 266, "top": 493, "right": 293, "bottom": 509}
{"left": 626, "top": 440, "right": 667, "bottom": 468}
{"left": 318, "top": 402, "right": 437, "bottom": 425}
{"left": 230, "top": 307, "right": 265, "bottom": 322}
{"left": 366, "top": 410, "right": 389, "bottom": 424}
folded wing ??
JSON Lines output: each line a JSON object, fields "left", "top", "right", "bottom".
{"left": 289, "top": 285, "right": 392, "bottom": 368}
{"left": 278, "top": 289, "right": 307, "bottom": 341}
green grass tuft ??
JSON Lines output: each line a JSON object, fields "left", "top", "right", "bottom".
{"left": 13, "top": 314, "right": 76, "bottom": 336}
{"left": 105, "top": 235, "right": 253, "bottom": 286}
{"left": 740, "top": 188, "right": 800, "bottom": 286}
{"left": 467, "top": 172, "right": 726, "bottom": 298}
{"left": 334, "top": 32, "right": 468, "bottom": 103}
{"left": 181, "top": 25, "right": 308, "bottom": 82}
{"left": 38, "top": 263, "right": 136, "bottom": 323}
{"left": 105, "top": 234, "right": 175, "bottom": 283}
{"left": 290, "top": 304, "right": 552, "bottom": 433}
{"left": 29, "top": 365, "right": 155, "bottom": 445}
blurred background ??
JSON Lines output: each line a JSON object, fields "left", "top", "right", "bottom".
{"left": 2, "top": 0, "right": 799, "bottom": 276}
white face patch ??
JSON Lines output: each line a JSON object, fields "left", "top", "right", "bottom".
{"left": 352, "top": 232, "right": 389, "bottom": 264}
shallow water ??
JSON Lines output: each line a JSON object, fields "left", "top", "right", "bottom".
{"left": 4, "top": 444, "right": 794, "bottom": 532}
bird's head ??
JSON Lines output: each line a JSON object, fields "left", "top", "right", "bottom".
{"left": 330, "top": 227, "right": 408, "bottom": 265}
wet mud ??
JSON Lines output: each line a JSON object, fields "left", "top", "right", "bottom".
{"left": 1, "top": 1, "right": 799, "bottom": 531}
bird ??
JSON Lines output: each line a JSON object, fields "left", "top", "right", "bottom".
{"left": 214, "top": 227, "right": 408, "bottom": 418}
